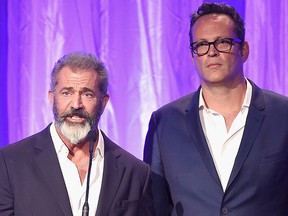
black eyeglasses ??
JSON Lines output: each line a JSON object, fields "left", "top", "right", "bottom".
{"left": 190, "top": 38, "right": 242, "bottom": 56}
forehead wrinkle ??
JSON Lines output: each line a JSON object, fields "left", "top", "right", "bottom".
{"left": 61, "top": 75, "right": 97, "bottom": 89}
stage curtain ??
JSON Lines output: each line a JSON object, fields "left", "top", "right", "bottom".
{"left": 1, "top": 0, "right": 287, "bottom": 159}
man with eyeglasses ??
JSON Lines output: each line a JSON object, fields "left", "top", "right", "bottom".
{"left": 144, "top": 2, "right": 288, "bottom": 216}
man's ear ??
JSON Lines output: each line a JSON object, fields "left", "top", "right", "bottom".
{"left": 191, "top": 51, "right": 195, "bottom": 65}
{"left": 48, "top": 90, "right": 54, "bottom": 106}
{"left": 100, "top": 93, "right": 110, "bottom": 115}
{"left": 241, "top": 41, "right": 249, "bottom": 62}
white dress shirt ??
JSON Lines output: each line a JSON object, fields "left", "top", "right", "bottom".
{"left": 50, "top": 123, "right": 104, "bottom": 215}
{"left": 199, "top": 80, "right": 252, "bottom": 191}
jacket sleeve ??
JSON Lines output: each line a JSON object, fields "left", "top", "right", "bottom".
{"left": 143, "top": 112, "right": 172, "bottom": 216}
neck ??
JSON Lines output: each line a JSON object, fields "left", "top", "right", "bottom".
{"left": 201, "top": 78, "right": 247, "bottom": 114}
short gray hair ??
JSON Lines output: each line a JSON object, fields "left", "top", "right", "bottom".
{"left": 50, "top": 51, "right": 109, "bottom": 96}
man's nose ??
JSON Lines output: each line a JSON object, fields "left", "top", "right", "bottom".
{"left": 207, "top": 44, "right": 219, "bottom": 57}
{"left": 70, "top": 94, "right": 83, "bottom": 109}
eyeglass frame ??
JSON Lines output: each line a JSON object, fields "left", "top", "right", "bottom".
{"left": 190, "top": 37, "right": 242, "bottom": 56}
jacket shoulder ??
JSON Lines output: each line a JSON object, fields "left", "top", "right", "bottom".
{"left": 157, "top": 92, "right": 197, "bottom": 113}
{"left": 0, "top": 125, "right": 51, "bottom": 154}
{"left": 102, "top": 132, "right": 148, "bottom": 169}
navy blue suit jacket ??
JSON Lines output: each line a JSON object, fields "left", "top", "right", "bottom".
{"left": 144, "top": 80, "right": 288, "bottom": 216}
{"left": 0, "top": 125, "right": 154, "bottom": 216}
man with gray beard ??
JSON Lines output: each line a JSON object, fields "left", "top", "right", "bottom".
{"left": 0, "top": 51, "right": 155, "bottom": 216}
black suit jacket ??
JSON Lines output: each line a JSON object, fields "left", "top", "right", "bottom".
{"left": 144, "top": 80, "right": 288, "bottom": 216}
{"left": 0, "top": 125, "right": 154, "bottom": 216}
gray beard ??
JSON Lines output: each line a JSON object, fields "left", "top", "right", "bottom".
{"left": 52, "top": 96, "right": 103, "bottom": 145}
{"left": 58, "top": 121, "right": 91, "bottom": 145}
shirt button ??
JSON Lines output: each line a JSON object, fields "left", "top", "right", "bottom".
{"left": 221, "top": 207, "right": 229, "bottom": 214}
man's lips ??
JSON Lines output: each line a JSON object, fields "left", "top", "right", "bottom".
{"left": 207, "top": 63, "right": 221, "bottom": 68}
{"left": 66, "top": 115, "right": 86, "bottom": 122}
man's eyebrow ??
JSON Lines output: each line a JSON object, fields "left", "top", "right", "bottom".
{"left": 60, "top": 87, "right": 73, "bottom": 91}
{"left": 81, "top": 87, "right": 95, "bottom": 92}
{"left": 60, "top": 87, "right": 93, "bottom": 91}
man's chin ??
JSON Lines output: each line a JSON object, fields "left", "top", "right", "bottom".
{"left": 58, "top": 121, "right": 91, "bottom": 145}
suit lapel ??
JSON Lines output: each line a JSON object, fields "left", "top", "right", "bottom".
{"left": 96, "top": 134, "right": 125, "bottom": 216}
{"left": 34, "top": 126, "right": 73, "bottom": 216}
{"left": 226, "top": 81, "right": 265, "bottom": 190}
{"left": 185, "top": 89, "right": 222, "bottom": 189}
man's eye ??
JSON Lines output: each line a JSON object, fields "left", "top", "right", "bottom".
{"left": 219, "top": 39, "right": 231, "bottom": 44}
{"left": 61, "top": 92, "right": 71, "bottom": 96}
{"left": 196, "top": 42, "right": 208, "bottom": 47}
{"left": 82, "top": 93, "right": 94, "bottom": 100}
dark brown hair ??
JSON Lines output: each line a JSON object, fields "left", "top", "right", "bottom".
{"left": 189, "top": 3, "right": 245, "bottom": 43}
